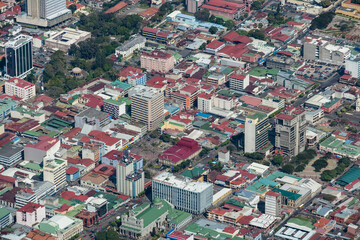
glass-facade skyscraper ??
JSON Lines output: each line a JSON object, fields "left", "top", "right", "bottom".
{"left": 5, "top": 35, "right": 33, "bottom": 78}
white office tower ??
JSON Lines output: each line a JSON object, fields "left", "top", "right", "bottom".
{"left": 152, "top": 172, "right": 213, "bottom": 214}
{"left": 17, "top": 0, "right": 71, "bottom": 27}
{"left": 5, "top": 35, "right": 33, "bottom": 79}
{"left": 265, "top": 190, "right": 281, "bottom": 217}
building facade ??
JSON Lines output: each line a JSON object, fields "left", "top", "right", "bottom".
{"left": 244, "top": 112, "right": 270, "bottom": 153}
{"left": 140, "top": 50, "right": 175, "bottom": 73}
{"left": 5, "top": 78, "right": 36, "bottom": 100}
{"left": 16, "top": 202, "right": 46, "bottom": 227}
{"left": 115, "top": 149, "right": 145, "bottom": 198}
{"left": 131, "top": 86, "right": 164, "bottom": 131}
{"left": 229, "top": 73, "right": 249, "bottom": 91}
{"left": 152, "top": 172, "right": 213, "bottom": 214}
{"left": 43, "top": 158, "right": 67, "bottom": 191}
{"left": 5, "top": 35, "right": 33, "bottom": 78}
{"left": 265, "top": 190, "right": 281, "bottom": 217}
{"left": 275, "top": 107, "right": 306, "bottom": 156}
{"left": 17, "top": 0, "right": 71, "bottom": 27}
{"left": 345, "top": 55, "right": 360, "bottom": 78}
{"left": 0, "top": 208, "right": 12, "bottom": 229}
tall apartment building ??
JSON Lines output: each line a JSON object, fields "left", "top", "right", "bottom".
{"left": 130, "top": 85, "right": 164, "bottom": 131}
{"left": 275, "top": 106, "right": 306, "bottom": 156}
{"left": 0, "top": 144, "right": 23, "bottom": 166}
{"left": 229, "top": 73, "right": 249, "bottom": 91}
{"left": 115, "top": 149, "right": 145, "bottom": 198}
{"left": 265, "top": 190, "right": 281, "bottom": 217}
{"left": 5, "top": 35, "right": 33, "bottom": 78}
{"left": 152, "top": 172, "right": 213, "bottom": 214}
{"left": 141, "top": 50, "right": 175, "bottom": 73}
{"left": 17, "top": 0, "right": 71, "bottom": 27}
{"left": 186, "top": 0, "right": 205, "bottom": 13}
{"left": 244, "top": 112, "right": 270, "bottom": 153}
{"left": 303, "top": 37, "right": 351, "bottom": 65}
{"left": 345, "top": 55, "right": 360, "bottom": 78}
{"left": 43, "top": 158, "right": 67, "bottom": 191}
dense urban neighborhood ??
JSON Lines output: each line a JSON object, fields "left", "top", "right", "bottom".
{"left": 1, "top": 0, "right": 360, "bottom": 240}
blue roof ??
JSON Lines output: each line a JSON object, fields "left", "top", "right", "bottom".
{"left": 235, "top": 189, "right": 255, "bottom": 199}
{"left": 176, "top": 13, "right": 195, "bottom": 20}
{"left": 259, "top": 178, "right": 278, "bottom": 187}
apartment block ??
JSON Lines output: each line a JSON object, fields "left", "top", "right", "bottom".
{"left": 244, "top": 112, "right": 271, "bottom": 153}
{"left": 229, "top": 73, "right": 250, "bottom": 91}
{"left": 16, "top": 202, "right": 46, "bottom": 227}
{"left": 141, "top": 50, "right": 175, "bottom": 73}
{"left": 265, "top": 190, "right": 281, "bottom": 217}
{"left": 5, "top": 78, "right": 36, "bottom": 100}
{"left": 43, "top": 158, "right": 67, "bottom": 191}
{"left": 275, "top": 106, "right": 306, "bottom": 156}
{"left": 130, "top": 85, "right": 164, "bottom": 131}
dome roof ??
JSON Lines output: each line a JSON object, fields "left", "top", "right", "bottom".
{"left": 72, "top": 67, "right": 82, "bottom": 74}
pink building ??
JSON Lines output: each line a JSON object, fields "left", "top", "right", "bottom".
{"left": 5, "top": 77, "right": 36, "bottom": 100}
{"left": 24, "top": 136, "right": 61, "bottom": 164}
{"left": 201, "top": 0, "right": 246, "bottom": 20}
{"left": 141, "top": 50, "right": 175, "bottom": 74}
{"left": 16, "top": 202, "right": 46, "bottom": 227}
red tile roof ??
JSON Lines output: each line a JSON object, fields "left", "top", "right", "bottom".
{"left": 105, "top": 1, "right": 128, "bottom": 13}
{"left": 275, "top": 113, "right": 295, "bottom": 121}
{"left": 141, "top": 50, "right": 173, "bottom": 60}
{"left": 66, "top": 166, "right": 79, "bottom": 175}
{"left": 6, "top": 77, "right": 34, "bottom": 89}
{"left": 92, "top": 163, "right": 116, "bottom": 177}
{"left": 25, "top": 136, "right": 59, "bottom": 151}
{"left": 139, "top": 7, "right": 159, "bottom": 17}
{"left": 159, "top": 137, "right": 201, "bottom": 163}
{"left": 18, "top": 202, "right": 44, "bottom": 213}
{"left": 266, "top": 190, "right": 280, "bottom": 197}
{"left": 206, "top": 40, "right": 225, "bottom": 50}
{"left": 142, "top": 26, "right": 159, "bottom": 34}
{"left": 198, "top": 92, "right": 213, "bottom": 100}
{"left": 239, "top": 95, "right": 262, "bottom": 106}
{"left": 81, "top": 130, "right": 121, "bottom": 147}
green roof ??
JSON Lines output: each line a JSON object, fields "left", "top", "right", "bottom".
{"left": 287, "top": 217, "right": 314, "bottom": 229}
{"left": 247, "top": 112, "right": 267, "bottom": 121}
{"left": 68, "top": 94, "right": 81, "bottom": 104}
{"left": 181, "top": 167, "right": 205, "bottom": 178}
{"left": 111, "top": 80, "right": 132, "bottom": 91}
{"left": 320, "top": 136, "right": 360, "bottom": 158}
{"left": 0, "top": 208, "right": 11, "bottom": 219}
{"left": 225, "top": 199, "right": 247, "bottom": 209}
{"left": 167, "top": 209, "right": 192, "bottom": 225}
{"left": 249, "top": 67, "right": 279, "bottom": 77}
{"left": 273, "top": 188, "right": 301, "bottom": 201}
{"left": 337, "top": 167, "right": 360, "bottom": 186}
{"left": 105, "top": 97, "right": 131, "bottom": 106}
{"left": 23, "top": 162, "right": 42, "bottom": 171}
{"left": 136, "top": 201, "right": 171, "bottom": 227}
{"left": 184, "top": 223, "right": 234, "bottom": 239}
{"left": 15, "top": 107, "right": 43, "bottom": 117}
{"left": 94, "top": 192, "right": 123, "bottom": 210}
{"left": 323, "top": 98, "right": 340, "bottom": 108}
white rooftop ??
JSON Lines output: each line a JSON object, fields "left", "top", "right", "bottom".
{"left": 153, "top": 171, "right": 212, "bottom": 193}
{"left": 249, "top": 214, "right": 276, "bottom": 228}
{"left": 49, "top": 215, "right": 74, "bottom": 230}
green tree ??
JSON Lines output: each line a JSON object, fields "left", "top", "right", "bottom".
{"left": 194, "top": 9, "right": 210, "bottom": 21}
{"left": 310, "top": 12, "right": 335, "bottom": 30}
{"left": 226, "top": 145, "right": 236, "bottom": 153}
{"left": 25, "top": 70, "right": 36, "bottom": 83}
{"left": 251, "top": 0, "right": 263, "bottom": 10}
{"left": 209, "top": 26, "right": 218, "bottom": 34}
{"left": 312, "top": 159, "right": 328, "bottom": 172}
{"left": 106, "top": 230, "right": 119, "bottom": 240}
{"left": 281, "top": 164, "right": 295, "bottom": 174}
{"left": 160, "top": 134, "right": 171, "bottom": 142}
{"left": 150, "top": 130, "right": 160, "bottom": 138}
{"left": 272, "top": 155, "right": 283, "bottom": 166}
{"left": 96, "top": 231, "right": 107, "bottom": 240}
{"left": 199, "top": 42, "right": 207, "bottom": 50}
{"left": 68, "top": 4, "right": 77, "bottom": 14}
{"left": 248, "top": 29, "right": 266, "bottom": 40}
{"left": 295, "top": 164, "right": 305, "bottom": 172}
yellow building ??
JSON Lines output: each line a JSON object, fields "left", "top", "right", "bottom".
{"left": 336, "top": 0, "right": 360, "bottom": 19}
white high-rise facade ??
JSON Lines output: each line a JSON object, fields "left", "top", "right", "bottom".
{"left": 265, "top": 190, "right": 281, "bottom": 217}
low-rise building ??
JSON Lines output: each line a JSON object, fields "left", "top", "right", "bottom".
{"left": 45, "top": 28, "right": 91, "bottom": 52}
{"left": 24, "top": 136, "right": 60, "bottom": 164}
{"left": 16, "top": 202, "right": 46, "bottom": 227}
{"left": 115, "top": 36, "right": 146, "bottom": 59}
{"left": 35, "top": 215, "right": 83, "bottom": 240}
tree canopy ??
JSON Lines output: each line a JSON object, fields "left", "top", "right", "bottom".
{"left": 310, "top": 12, "right": 335, "bottom": 30}
{"left": 281, "top": 164, "right": 295, "bottom": 174}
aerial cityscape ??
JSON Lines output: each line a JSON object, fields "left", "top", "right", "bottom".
{"left": 0, "top": 0, "right": 360, "bottom": 239}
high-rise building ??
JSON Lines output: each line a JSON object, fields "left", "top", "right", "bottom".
{"left": 275, "top": 106, "right": 306, "bottom": 156}
{"left": 17, "top": 0, "right": 71, "bottom": 27}
{"left": 345, "top": 55, "right": 360, "bottom": 79}
{"left": 130, "top": 85, "right": 164, "bottom": 131}
{"left": 152, "top": 172, "right": 213, "bottom": 214}
{"left": 43, "top": 158, "right": 67, "bottom": 191}
{"left": 265, "top": 190, "right": 281, "bottom": 217}
{"left": 5, "top": 35, "right": 33, "bottom": 79}
{"left": 110, "top": 149, "right": 145, "bottom": 198}
{"left": 244, "top": 112, "right": 270, "bottom": 153}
